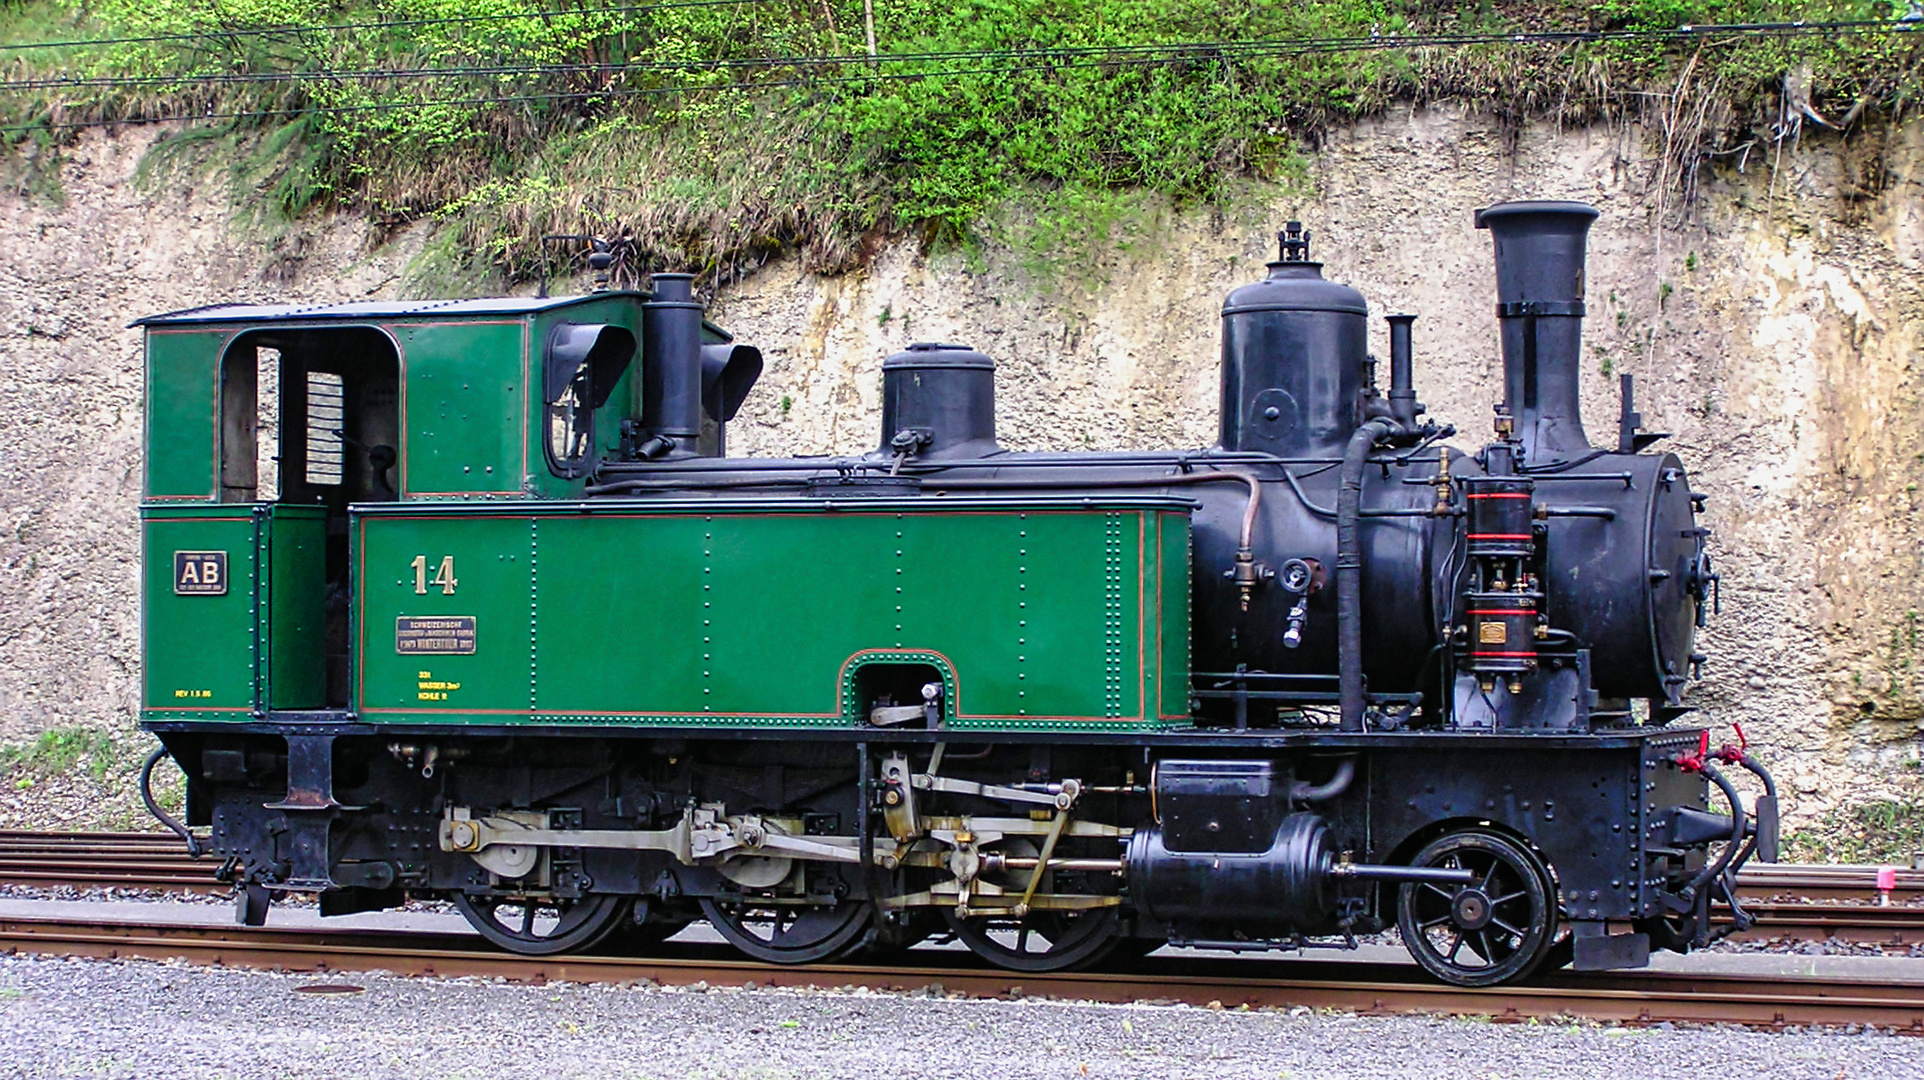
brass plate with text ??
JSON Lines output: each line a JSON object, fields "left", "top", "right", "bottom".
{"left": 173, "top": 551, "right": 229, "bottom": 596}
{"left": 395, "top": 616, "right": 477, "bottom": 655}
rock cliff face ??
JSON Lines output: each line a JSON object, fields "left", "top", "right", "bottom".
{"left": 2, "top": 106, "right": 1919, "bottom": 827}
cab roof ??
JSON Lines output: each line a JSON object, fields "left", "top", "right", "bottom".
{"left": 131, "top": 293, "right": 641, "bottom": 328}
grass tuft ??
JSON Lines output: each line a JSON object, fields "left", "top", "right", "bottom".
{"left": 1785, "top": 794, "right": 1924, "bottom": 863}
{"left": 0, "top": 726, "right": 123, "bottom": 784}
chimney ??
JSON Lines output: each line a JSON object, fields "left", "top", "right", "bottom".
{"left": 639, "top": 273, "right": 704, "bottom": 458}
{"left": 1474, "top": 201, "right": 1600, "bottom": 462}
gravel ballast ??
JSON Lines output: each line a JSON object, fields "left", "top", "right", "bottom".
{"left": 0, "top": 953, "right": 1918, "bottom": 1080}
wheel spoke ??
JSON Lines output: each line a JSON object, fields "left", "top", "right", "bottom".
{"left": 1489, "top": 916, "right": 1525, "bottom": 938}
{"left": 943, "top": 908, "right": 1118, "bottom": 973}
{"left": 1397, "top": 832, "right": 1555, "bottom": 987}
{"left": 454, "top": 893, "right": 626, "bottom": 956}
{"left": 700, "top": 895, "right": 871, "bottom": 965}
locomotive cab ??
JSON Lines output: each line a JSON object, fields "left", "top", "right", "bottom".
{"left": 136, "top": 295, "right": 661, "bottom": 724}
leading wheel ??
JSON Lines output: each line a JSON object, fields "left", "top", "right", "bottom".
{"left": 943, "top": 906, "right": 1120, "bottom": 973}
{"left": 451, "top": 891, "right": 630, "bottom": 956}
{"left": 1396, "top": 830, "right": 1557, "bottom": 987}
{"left": 699, "top": 895, "right": 873, "bottom": 964}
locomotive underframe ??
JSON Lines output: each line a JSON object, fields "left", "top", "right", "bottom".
{"left": 148, "top": 719, "right": 1712, "bottom": 975}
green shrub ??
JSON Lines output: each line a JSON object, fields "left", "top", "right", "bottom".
{"left": 0, "top": 0, "right": 1914, "bottom": 285}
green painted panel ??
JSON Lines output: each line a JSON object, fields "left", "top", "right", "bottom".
{"left": 263, "top": 505, "right": 328, "bottom": 709}
{"left": 141, "top": 507, "right": 258, "bottom": 720}
{"left": 1160, "top": 510, "right": 1193, "bottom": 721}
{"left": 530, "top": 515, "right": 708, "bottom": 716}
{"left": 143, "top": 331, "right": 225, "bottom": 500}
{"left": 353, "top": 501, "right": 1186, "bottom": 730}
{"left": 355, "top": 514, "right": 533, "bottom": 718}
{"left": 395, "top": 321, "right": 528, "bottom": 498}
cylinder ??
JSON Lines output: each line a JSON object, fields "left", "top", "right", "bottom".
{"left": 1474, "top": 201, "right": 1599, "bottom": 462}
{"left": 1219, "top": 227, "right": 1368, "bottom": 458}
{"left": 879, "top": 343, "right": 1000, "bottom": 459}
{"left": 1127, "top": 812, "right": 1336, "bottom": 928}
{"left": 640, "top": 273, "right": 705, "bottom": 454}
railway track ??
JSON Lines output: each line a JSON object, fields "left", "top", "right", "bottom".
{"left": 0, "top": 910, "right": 1919, "bottom": 1033}
{"left": 0, "top": 830, "right": 223, "bottom": 892}
{"left": 3, "top": 831, "right": 1921, "bottom": 946}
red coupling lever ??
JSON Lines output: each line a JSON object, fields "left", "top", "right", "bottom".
{"left": 1675, "top": 729, "right": 1711, "bottom": 773}
{"left": 1713, "top": 722, "right": 1749, "bottom": 765}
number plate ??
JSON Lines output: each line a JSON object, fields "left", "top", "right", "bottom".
{"left": 173, "top": 551, "right": 228, "bottom": 596}
{"left": 395, "top": 616, "right": 477, "bottom": 655}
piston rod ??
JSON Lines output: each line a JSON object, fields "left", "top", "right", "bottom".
{"left": 1331, "top": 863, "right": 1478, "bottom": 885}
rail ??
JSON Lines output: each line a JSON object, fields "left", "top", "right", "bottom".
{"left": 0, "top": 912, "right": 1918, "bottom": 1032}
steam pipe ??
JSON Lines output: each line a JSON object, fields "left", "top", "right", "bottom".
{"left": 140, "top": 746, "right": 203, "bottom": 858}
{"left": 1732, "top": 752, "right": 1781, "bottom": 863}
{"left": 1687, "top": 760, "right": 1748, "bottom": 895}
{"left": 1338, "top": 418, "right": 1400, "bottom": 731}
{"left": 1291, "top": 756, "right": 1356, "bottom": 803}
{"left": 905, "top": 471, "right": 1261, "bottom": 553}
{"left": 1386, "top": 314, "right": 1420, "bottom": 429}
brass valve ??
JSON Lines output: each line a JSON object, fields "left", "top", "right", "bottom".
{"left": 1231, "top": 547, "right": 1271, "bottom": 612}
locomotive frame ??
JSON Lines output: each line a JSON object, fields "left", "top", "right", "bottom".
{"left": 137, "top": 203, "right": 1777, "bottom": 986}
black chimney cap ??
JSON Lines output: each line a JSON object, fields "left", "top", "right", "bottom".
{"left": 1474, "top": 200, "right": 1599, "bottom": 229}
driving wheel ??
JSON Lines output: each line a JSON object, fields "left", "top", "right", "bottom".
{"left": 942, "top": 906, "right": 1120, "bottom": 972}
{"left": 1396, "top": 829, "right": 1557, "bottom": 987}
{"left": 451, "top": 891, "right": 630, "bottom": 956}
{"left": 699, "top": 894, "right": 873, "bottom": 964}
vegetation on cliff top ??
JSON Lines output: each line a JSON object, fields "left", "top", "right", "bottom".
{"left": 0, "top": 0, "right": 1917, "bottom": 286}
